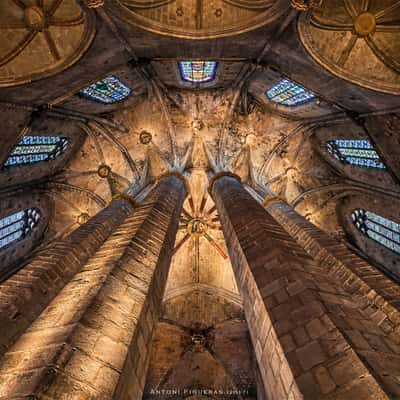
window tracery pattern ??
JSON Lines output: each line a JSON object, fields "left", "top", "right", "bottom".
{"left": 325, "top": 139, "right": 385, "bottom": 169}
{"left": 178, "top": 61, "right": 218, "bottom": 83}
{"left": 0, "top": 209, "right": 41, "bottom": 250}
{"left": 79, "top": 76, "right": 132, "bottom": 104}
{"left": 266, "top": 78, "right": 316, "bottom": 106}
{"left": 3, "top": 136, "right": 68, "bottom": 168}
{"left": 352, "top": 209, "right": 400, "bottom": 254}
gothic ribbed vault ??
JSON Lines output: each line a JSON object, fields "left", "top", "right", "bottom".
{"left": 0, "top": 0, "right": 399, "bottom": 399}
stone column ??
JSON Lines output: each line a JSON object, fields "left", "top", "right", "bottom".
{"left": 210, "top": 173, "right": 399, "bottom": 400}
{"left": 262, "top": 196, "right": 400, "bottom": 323}
{"left": 0, "top": 194, "right": 135, "bottom": 358}
{"left": 0, "top": 174, "right": 187, "bottom": 400}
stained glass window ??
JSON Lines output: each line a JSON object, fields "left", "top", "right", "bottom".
{"left": 3, "top": 136, "right": 68, "bottom": 168}
{"left": 352, "top": 209, "right": 400, "bottom": 255}
{"left": 325, "top": 139, "right": 385, "bottom": 169}
{"left": 178, "top": 61, "right": 218, "bottom": 83}
{"left": 79, "top": 76, "right": 132, "bottom": 104}
{"left": 0, "top": 209, "right": 41, "bottom": 250}
{"left": 266, "top": 78, "right": 316, "bottom": 106}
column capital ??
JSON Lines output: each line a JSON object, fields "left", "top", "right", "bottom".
{"left": 208, "top": 172, "right": 241, "bottom": 194}
{"left": 261, "top": 195, "right": 286, "bottom": 207}
{"left": 158, "top": 171, "right": 190, "bottom": 194}
{"left": 112, "top": 193, "right": 137, "bottom": 208}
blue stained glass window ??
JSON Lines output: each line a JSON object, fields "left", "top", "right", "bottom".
{"left": 178, "top": 61, "right": 218, "bottom": 83}
{"left": 325, "top": 139, "right": 385, "bottom": 169}
{"left": 0, "top": 209, "right": 41, "bottom": 250}
{"left": 79, "top": 76, "right": 132, "bottom": 104}
{"left": 266, "top": 78, "right": 316, "bottom": 106}
{"left": 3, "top": 135, "right": 68, "bottom": 168}
{"left": 352, "top": 209, "right": 400, "bottom": 255}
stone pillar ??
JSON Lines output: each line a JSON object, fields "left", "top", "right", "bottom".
{"left": 0, "top": 195, "right": 135, "bottom": 358}
{"left": 262, "top": 196, "right": 400, "bottom": 322}
{"left": 210, "top": 173, "right": 399, "bottom": 400}
{"left": 0, "top": 174, "right": 186, "bottom": 400}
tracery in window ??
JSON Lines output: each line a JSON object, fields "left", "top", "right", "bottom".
{"left": 0, "top": 209, "right": 41, "bottom": 250}
{"left": 3, "top": 136, "right": 69, "bottom": 168}
{"left": 325, "top": 139, "right": 385, "bottom": 169}
{"left": 352, "top": 209, "right": 400, "bottom": 255}
{"left": 178, "top": 61, "right": 218, "bottom": 83}
{"left": 266, "top": 78, "right": 316, "bottom": 106}
{"left": 79, "top": 76, "right": 132, "bottom": 104}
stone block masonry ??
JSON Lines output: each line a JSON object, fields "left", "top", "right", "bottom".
{"left": 0, "top": 198, "right": 134, "bottom": 358}
{"left": 211, "top": 174, "right": 400, "bottom": 400}
{"left": 0, "top": 175, "right": 186, "bottom": 400}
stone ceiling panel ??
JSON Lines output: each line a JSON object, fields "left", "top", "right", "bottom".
{"left": 107, "top": 0, "right": 290, "bottom": 39}
{"left": 298, "top": 0, "right": 400, "bottom": 94}
{"left": 0, "top": 0, "right": 95, "bottom": 87}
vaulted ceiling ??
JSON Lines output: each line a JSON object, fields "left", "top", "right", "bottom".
{"left": 0, "top": 0, "right": 400, "bottom": 396}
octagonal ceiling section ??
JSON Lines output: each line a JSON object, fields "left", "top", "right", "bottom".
{"left": 298, "top": 0, "right": 400, "bottom": 95}
{"left": 107, "top": 0, "right": 290, "bottom": 39}
{"left": 0, "top": 0, "right": 95, "bottom": 87}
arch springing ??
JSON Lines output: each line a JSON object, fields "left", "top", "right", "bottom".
{"left": 0, "top": 209, "right": 41, "bottom": 250}
{"left": 352, "top": 209, "right": 400, "bottom": 255}
{"left": 178, "top": 61, "right": 218, "bottom": 83}
{"left": 3, "top": 136, "right": 69, "bottom": 168}
{"left": 325, "top": 139, "right": 385, "bottom": 169}
{"left": 79, "top": 76, "right": 132, "bottom": 104}
{"left": 266, "top": 78, "right": 316, "bottom": 106}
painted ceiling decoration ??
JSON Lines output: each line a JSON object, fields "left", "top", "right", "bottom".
{"left": 107, "top": 0, "right": 290, "bottom": 39}
{"left": 298, "top": 0, "right": 400, "bottom": 95}
{"left": 0, "top": 0, "right": 95, "bottom": 87}
{"left": 173, "top": 194, "right": 227, "bottom": 260}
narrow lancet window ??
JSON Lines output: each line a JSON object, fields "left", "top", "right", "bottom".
{"left": 79, "top": 76, "right": 132, "bottom": 104}
{"left": 3, "top": 135, "right": 68, "bottom": 167}
{"left": 0, "top": 209, "right": 41, "bottom": 250}
{"left": 325, "top": 139, "right": 385, "bottom": 169}
{"left": 178, "top": 61, "right": 218, "bottom": 83}
{"left": 352, "top": 209, "right": 400, "bottom": 254}
{"left": 266, "top": 78, "right": 316, "bottom": 106}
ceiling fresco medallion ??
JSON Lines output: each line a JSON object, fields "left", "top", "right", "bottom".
{"left": 0, "top": 0, "right": 96, "bottom": 87}
{"left": 173, "top": 194, "right": 227, "bottom": 260}
{"left": 298, "top": 0, "right": 400, "bottom": 95}
{"left": 107, "top": 0, "right": 290, "bottom": 39}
